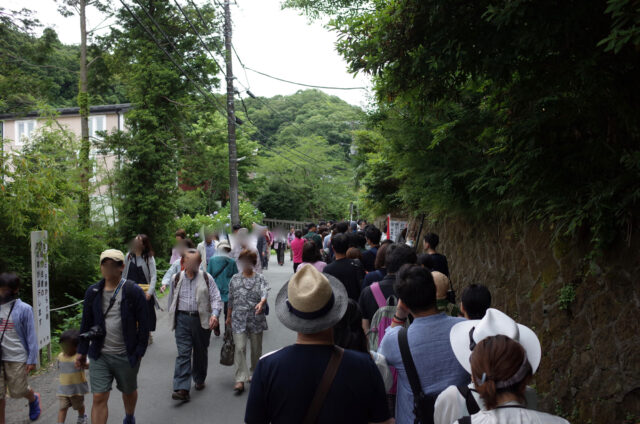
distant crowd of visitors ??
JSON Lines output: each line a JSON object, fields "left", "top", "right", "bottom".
{"left": 0, "top": 219, "right": 569, "bottom": 424}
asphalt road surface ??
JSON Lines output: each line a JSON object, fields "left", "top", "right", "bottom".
{"left": 39, "top": 253, "right": 295, "bottom": 424}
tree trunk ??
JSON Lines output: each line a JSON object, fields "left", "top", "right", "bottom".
{"left": 78, "top": 0, "right": 91, "bottom": 228}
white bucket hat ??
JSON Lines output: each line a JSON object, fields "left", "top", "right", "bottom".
{"left": 449, "top": 308, "right": 541, "bottom": 375}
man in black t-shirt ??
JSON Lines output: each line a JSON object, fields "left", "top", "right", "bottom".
{"left": 358, "top": 244, "right": 417, "bottom": 333}
{"left": 323, "top": 234, "right": 364, "bottom": 300}
{"left": 422, "top": 232, "right": 450, "bottom": 277}
{"left": 245, "top": 265, "right": 391, "bottom": 424}
{"left": 361, "top": 226, "right": 382, "bottom": 273}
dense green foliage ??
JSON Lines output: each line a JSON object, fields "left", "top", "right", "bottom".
{"left": 238, "top": 89, "right": 363, "bottom": 220}
{"left": 0, "top": 119, "right": 111, "bottom": 330}
{"left": 174, "top": 201, "right": 265, "bottom": 240}
{"left": 286, "top": 0, "right": 640, "bottom": 249}
{"left": 98, "top": 0, "right": 223, "bottom": 254}
{"left": 0, "top": 8, "right": 127, "bottom": 113}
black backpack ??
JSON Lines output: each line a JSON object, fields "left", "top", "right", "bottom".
{"left": 398, "top": 327, "right": 438, "bottom": 424}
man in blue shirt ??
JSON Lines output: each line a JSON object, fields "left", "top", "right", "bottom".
{"left": 379, "top": 264, "right": 469, "bottom": 424}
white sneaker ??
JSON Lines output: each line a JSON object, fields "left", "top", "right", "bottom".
{"left": 77, "top": 414, "right": 88, "bottom": 424}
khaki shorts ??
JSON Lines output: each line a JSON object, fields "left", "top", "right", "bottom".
{"left": 89, "top": 354, "right": 139, "bottom": 394}
{"left": 58, "top": 395, "right": 85, "bottom": 411}
{"left": 0, "top": 362, "right": 30, "bottom": 398}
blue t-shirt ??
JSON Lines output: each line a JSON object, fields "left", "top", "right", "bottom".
{"left": 245, "top": 344, "right": 391, "bottom": 424}
{"left": 379, "top": 314, "right": 470, "bottom": 424}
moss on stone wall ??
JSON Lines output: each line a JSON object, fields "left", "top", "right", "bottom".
{"left": 408, "top": 216, "right": 640, "bottom": 423}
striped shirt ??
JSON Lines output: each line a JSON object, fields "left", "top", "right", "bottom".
{"left": 57, "top": 353, "right": 89, "bottom": 396}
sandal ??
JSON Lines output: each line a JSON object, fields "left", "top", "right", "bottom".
{"left": 233, "top": 382, "right": 245, "bottom": 394}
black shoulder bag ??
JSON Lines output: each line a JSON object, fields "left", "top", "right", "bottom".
{"left": 398, "top": 327, "right": 437, "bottom": 424}
{"left": 457, "top": 385, "right": 480, "bottom": 415}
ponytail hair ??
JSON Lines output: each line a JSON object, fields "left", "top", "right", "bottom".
{"left": 470, "top": 335, "right": 532, "bottom": 409}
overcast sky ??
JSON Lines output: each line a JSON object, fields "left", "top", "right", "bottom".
{"left": 22, "top": 0, "right": 372, "bottom": 107}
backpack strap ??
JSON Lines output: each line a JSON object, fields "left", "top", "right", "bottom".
{"left": 302, "top": 346, "right": 344, "bottom": 424}
{"left": 370, "top": 282, "right": 386, "bottom": 308}
{"left": 173, "top": 271, "right": 182, "bottom": 288}
{"left": 398, "top": 327, "right": 425, "bottom": 404}
{"left": 457, "top": 385, "right": 480, "bottom": 414}
{"left": 458, "top": 417, "right": 472, "bottom": 424}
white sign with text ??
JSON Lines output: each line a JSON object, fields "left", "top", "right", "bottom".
{"left": 30, "top": 231, "right": 50, "bottom": 351}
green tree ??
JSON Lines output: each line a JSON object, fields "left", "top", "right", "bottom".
{"left": 286, "top": 0, "right": 640, "bottom": 250}
{"left": 101, "top": 0, "right": 223, "bottom": 252}
{"left": 254, "top": 135, "right": 354, "bottom": 220}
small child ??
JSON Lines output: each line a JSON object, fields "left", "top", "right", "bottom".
{"left": 0, "top": 272, "right": 41, "bottom": 422}
{"left": 57, "top": 329, "right": 88, "bottom": 424}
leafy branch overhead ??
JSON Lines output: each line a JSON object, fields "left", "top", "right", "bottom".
{"left": 285, "top": 0, "right": 640, "bottom": 251}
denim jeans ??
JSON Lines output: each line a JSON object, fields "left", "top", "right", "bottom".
{"left": 173, "top": 312, "right": 211, "bottom": 391}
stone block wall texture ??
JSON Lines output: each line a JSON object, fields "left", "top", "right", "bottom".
{"left": 412, "top": 217, "right": 639, "bottom": 423}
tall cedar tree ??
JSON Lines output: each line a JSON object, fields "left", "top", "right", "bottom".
{"left": 102, "top": 0, "right": 221, "bottom": 252}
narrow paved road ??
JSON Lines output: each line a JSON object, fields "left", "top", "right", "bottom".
{"left": 40, "top": 253, "right": 295, "bottom": 424}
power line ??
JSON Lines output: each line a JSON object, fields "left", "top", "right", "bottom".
{"left": 173, "top": 0, "right": 226, "bottom": 77}
{"left": 124, "top": 0, "right": 227, "bottom": 116}
{"left": 120, "top": 0, "right": 323, "bottom": 172}
{"left": 235, "top": 98, "right": 318, "bottom": 166}
{"left": 244, "top": 66, "right": 367, "bottom": 91}
{"left": 176, "top": 0, "right": 329, "bottom": 168}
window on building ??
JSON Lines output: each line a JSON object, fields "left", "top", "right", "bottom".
{"left": 118, "top": 113, "right": 126, "bottom": 131}
{"left": 88, "top": 115, "right": 106, "bottom": 140}
{"left": 15, "top": 120, "right": 37, "bottom": 146}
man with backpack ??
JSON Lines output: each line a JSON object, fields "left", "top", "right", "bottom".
{"left": 358, "top": 244, "right": 416, "bottom": 333}
{"left": 168, "top": 249, "right": 222, "bottom": 401}
{"left": 76, "top": 249, "right": 150, "bottom": 424}
{"left": 378, "top": 265, "right": 469, "bottom": 424}
{"left": 206, "top": 240, "right": 239, "bottom": 330}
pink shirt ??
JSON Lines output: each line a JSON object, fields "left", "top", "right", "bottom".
{"left": 297, "top": 261, "right": 327, "bottom": 273}
{"left": 291, "top": 238, "right": 305, "bottom": 263}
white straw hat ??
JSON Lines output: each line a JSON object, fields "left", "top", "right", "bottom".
{"left": 449, "top": 308, "right": 542, "bottom": 374}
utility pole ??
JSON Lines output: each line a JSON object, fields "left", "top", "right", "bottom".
{"left": 78, "top": 0, "right": 91, "bottom": 228}
{"left": 224, "top": 0, "right": 240, "bottom": 226}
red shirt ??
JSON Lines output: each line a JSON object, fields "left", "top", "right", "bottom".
{"left": 291, "top": 238, "right": 305, "bottom": 263}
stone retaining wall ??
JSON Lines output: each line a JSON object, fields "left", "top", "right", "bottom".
{"left": 411, "top": 217, "right": 639, "bottom": 423}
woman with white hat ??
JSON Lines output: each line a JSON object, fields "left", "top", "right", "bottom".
{"left": 457, "top": 334, "right": 569, "bottom": 424}
{"left": 434, "top": 308, "right": 568, "bottom": 424}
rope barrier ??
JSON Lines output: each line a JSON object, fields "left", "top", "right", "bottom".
{"left": 50, "top": 299, "right": 84, "bottom": 312}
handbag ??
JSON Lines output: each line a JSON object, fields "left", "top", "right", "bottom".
{"left": 220, "top": 325, "right": 235, "bottom": 366}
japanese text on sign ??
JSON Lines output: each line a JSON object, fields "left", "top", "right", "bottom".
{"left": 30, "top": 231, "right": 49, "bottom": 350}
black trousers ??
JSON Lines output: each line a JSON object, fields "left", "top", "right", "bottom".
{"left": 276, "top": 244, "right": 286, "bottom": 265}
{"left": 147, "top": 296, "right": 157, "bottom": 332}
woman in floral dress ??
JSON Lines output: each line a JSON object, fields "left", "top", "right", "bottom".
{"left": 226, "top": 249, "right": 269, "bottom": 394}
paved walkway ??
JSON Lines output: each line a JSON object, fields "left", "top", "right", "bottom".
{"left": 6, "top": 254, "right": 294, "bottom": 423}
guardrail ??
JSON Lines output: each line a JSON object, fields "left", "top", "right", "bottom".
{"left": 262, "top": 218, "right": 309, "bottom": 230}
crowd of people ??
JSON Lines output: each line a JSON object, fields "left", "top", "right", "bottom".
{"left": 0, "top": 219, "right": 571, "bottom": 424}
{"left": 243, "top": 220, "right": 569, "bottom": 424}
